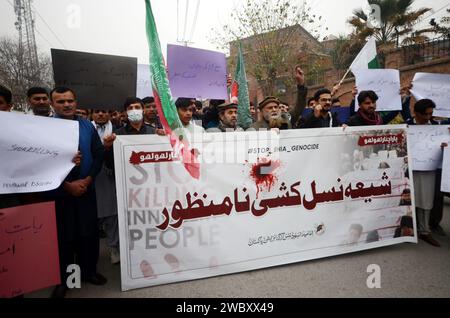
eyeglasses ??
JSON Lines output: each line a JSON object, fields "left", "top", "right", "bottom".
{"left": 93, "top": 110, "right": 107, "bottom": 114}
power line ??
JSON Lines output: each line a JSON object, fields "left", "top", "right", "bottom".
{"left": 35, "top": 28, "right": 54, "bottom": 48}
{"left": 411, "top": 3, "right": 450, "bottom": 27}
{"left": 177, "top": 0, "right": 180, "bottom": 41}
{"left": 182, "top": 0, "right": 190, "bottom": 44}
{"left": 188, "top": 0, "right": 201, "bottom": 43}
{"left": 32, "top": 4, "right": 66, "bottom": 48}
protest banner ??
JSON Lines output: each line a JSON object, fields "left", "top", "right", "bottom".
{"left": 167, "top": 44, "right": 228, "bottom": 100}
{"left": 355, "top": 69, "right": 402, "bottom": 111}
{"left": 407, "top": 125, "right": 450, "bottom": 171}
{"left": 51, "top": 49, "right": 137, "bottom": 110}
{"left": 411, "top": 73, "right": 450, "bottom": 118}
{"left": 0, "top": 202, "right": 60, "bottom": 298}
{"left": 0, "top": 111, "right": 78, "bottom": 194}
{"left": 114, "top": 125, "right": 416, "bottom": 291}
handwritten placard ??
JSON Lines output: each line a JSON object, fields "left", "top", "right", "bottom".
{"left": 137, "top": 64, "right": 153, "bottom": 99}
{"left": 167, "top": 44, "right": 228, "bottom": 100}
{"left": 0, "top": 202, "right": 60, "bottom": 298}
{"left": 408, "top": 125, "right": 450, "bottom": 171}
{"left": 355, "top": 69, "right": 402, "bottom": 111}
{"left": 442, "top": 146, "right": 450, "bottom": 192}
{"left": 411, "top": 72, "right": 450, "bottom": 118}
{"left": 0, "top": 111, "right": 79, "bottom": 194}
{"left": 51, "top": 49, "right": 137, "bottom": 110}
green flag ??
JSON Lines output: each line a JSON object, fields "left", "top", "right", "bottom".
{"left": 231, "top": 44, "right": 253, "bottom": 130}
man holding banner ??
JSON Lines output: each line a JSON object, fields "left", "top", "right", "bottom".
{"left": 50, "top": 87, "right": 106, "bottom": 298}
{"left": 407, "top": 99, "right": 448, "bottom": 247}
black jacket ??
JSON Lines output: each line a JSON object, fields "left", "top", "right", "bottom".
{"left": 300, "top": 111, "right": 342, "bottom": 129}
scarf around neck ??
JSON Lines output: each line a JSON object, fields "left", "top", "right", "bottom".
{"left": 357, "top": 109, "right": 383, "bottom": 126}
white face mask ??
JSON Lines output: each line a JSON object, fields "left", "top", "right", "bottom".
{"left": 127, "top": 109, "right": 143, "bottom": 123}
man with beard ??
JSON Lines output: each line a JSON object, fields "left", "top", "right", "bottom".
{"left": 207, "top": 102, "right": 243, "bottom": 132}
{"left": 27, "top": 87, "right": 52, "bottom": 117}
{"left": 300, "top": 88, "right": 342, "bottom": 128}
{"left": 250, "top": 96, "right": 291, "bottom": 130}
{"left": 347, "top": 88, "right": 411, "bottom": 126}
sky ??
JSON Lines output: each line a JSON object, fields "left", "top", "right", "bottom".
{"left": 0, "top": 0, "right": 449, "bottom": 64}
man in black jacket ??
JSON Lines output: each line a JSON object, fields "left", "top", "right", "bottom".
{"left": 347, "top": 89, "right": 411, "bottom": 127}
{"left": 299, "top": 88, "right": 342, "bottom": 129}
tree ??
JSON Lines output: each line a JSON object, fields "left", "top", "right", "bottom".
{"left": 429, "top": 9, "right": 450, "bottom": 38}
{"left": 0, "top": 36, "right": 53, "bottom": 112}
{"left": 327, "top": 35, "right": 366, "bottom": 71}
{"left": 348, "top": 0, "right": 432, "bottom": 47}
{"left": 211, "top": 0, "right": 325, "bottom": 96}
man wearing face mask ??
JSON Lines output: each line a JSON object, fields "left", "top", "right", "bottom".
{"left": 27, "top": 87, "right": 52, "bottom": 117}
{"left": 300, "top": 88, "right": 342, "bottom": 129}
{"left": 103, "top": 97, "right": 156, "bottom": 160}
{"left": 103, "top": 98, "right": 156, "bottom": 162}
{"left": 101, "top": 97, "right": 156, "bottom": 266}
{"left": 113, "top": 97, "right": 155, "bottom": 136}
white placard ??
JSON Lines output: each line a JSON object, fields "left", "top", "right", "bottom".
{"left": 355, "top": 69, "right": 402, "bottom": 111}
{"left": 411, "top": 72, "right": 450, "bottom": 118}
{"left": 137, "top": 64, "right": 153, "bottom": 99}
{"left": 0, "top": 111, "right": 79, "bottom": 194}
{"left": 408, "top": 125, "right": 450, "bottom": 171}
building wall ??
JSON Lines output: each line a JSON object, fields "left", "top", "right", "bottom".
{"left": 228, "top": 24, "right": 327, "bottom": 107}
{"left": 230, "top": 31, "right": 450, "bottom": 110}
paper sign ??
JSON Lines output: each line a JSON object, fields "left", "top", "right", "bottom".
{"left": 137, "top": 64, "right": 153, "bottom": 99}
{"left": 51, "top": 49, "right": 137, "bottom": 111}
{"left": 411, "top": 72, "right": 450, "bottom": 118}
{"left": 408, "top": 125, "right": 450, "bottom": 171}
{"left": 167, "top": 44, "right": 228, "bottom": 100}
{"left": 0, "top": 202, "right": 60, "bottom": 298}
{"left": 355, "top": 69, "right": 402, "bottom": 111}
{"left": 0, "top": 111, "right": 78, "bottom": 194}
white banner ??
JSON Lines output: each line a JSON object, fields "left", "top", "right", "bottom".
{"left": 0, "top": 111, "right": 79, "bottom": 194}
{"left": 408, "top": 125, "right": 450, "bottom": 171}
{"left": 355, "top": 69, "right": 402, "bottom": 111}
{"left": 114, "top": 126, "right": 416, "bottom": 291}
{"left": 411, "top": 72, "right": 450, "bottom": 118}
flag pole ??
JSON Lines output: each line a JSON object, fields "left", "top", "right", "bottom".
{"left": 337, "top": 67, "right": 352, "bottom": 87}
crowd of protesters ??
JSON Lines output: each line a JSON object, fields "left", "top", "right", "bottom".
{"left": 0, "top": 63, "right": 449, "bottom": 298}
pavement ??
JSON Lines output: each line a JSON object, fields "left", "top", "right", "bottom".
{"left": 28, "top": 198, "right": 450, "bottom": 298}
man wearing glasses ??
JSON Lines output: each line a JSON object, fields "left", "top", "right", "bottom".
{"left": 300, "top": 88, "right": 342, "bottom": 129}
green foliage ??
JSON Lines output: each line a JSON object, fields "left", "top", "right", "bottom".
{"left": 348, "top": 0, "right": 432, "bottom": 46}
